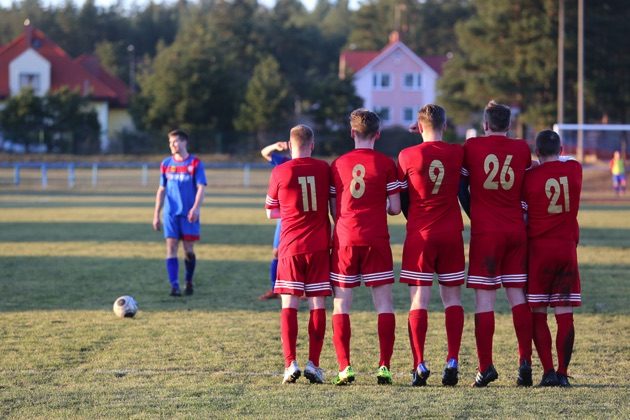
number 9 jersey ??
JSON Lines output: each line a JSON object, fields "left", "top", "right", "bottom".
{"left": 462, "top": 135, "right": 532, "bottom": 234}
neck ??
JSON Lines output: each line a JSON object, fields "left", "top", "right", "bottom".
{"left": 291, "top": 148, "right": 311, "bottom": 159}
{"left": 421, "top": 130, "right": 443, "bottom": 142}
{"left": 539, "top": 155, "right": 559, "bottom": 164}
{"left": 485, "top": 131, "right": 508, "bottom": 137}
{"left": 354, "top": 137, "right": 375, "bottom": 150}
{"left": 174, "top": 151, "right": 189, "bottom": 161}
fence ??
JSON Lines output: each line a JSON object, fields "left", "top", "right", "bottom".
{"left": 0, "top": 162, "right": 273, "bottom": 190}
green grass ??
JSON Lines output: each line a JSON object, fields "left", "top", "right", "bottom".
{"left": 1, "top": 176, "right": 629, "bottom": 419}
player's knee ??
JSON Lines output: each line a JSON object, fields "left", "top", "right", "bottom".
{"left": 185, "top": 252, "right": 196, "bottom": 262}
{"left": 272, "top": 248, "right": 278, "bottom": 259}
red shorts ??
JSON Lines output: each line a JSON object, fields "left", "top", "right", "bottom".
{"left": 467, "top": 230, "right": 527, "bottom": 290}
{"left": 330, "top": 244, "right": 394, "bottom": 288}
{"left": 526, "top": 239, "right": 581, "bottom": 307}
{"left": 400, "top": 230, "right": 465, "bottom": 287}
{"left": 274, "top": 250, "right": 332, "bottom": 297}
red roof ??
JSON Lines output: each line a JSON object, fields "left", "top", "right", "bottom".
{"left": 0, "top": 26, "right": 128, "bottom": 105}
{"left": 339, "top": 43, "right": 448, "bottom": 77}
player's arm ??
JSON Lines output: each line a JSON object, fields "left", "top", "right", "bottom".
{"left": 261, "top": 141, "right": 289, "bottom": 162}
{"left": 153, "top": 185, "right": 165, "bottom": 231}
{"left": 387, "top": 192, "right": 401, "bottom": 215}
{"left": 266, "top": 208, "right": 280, "bottom": 219}
{"left": 187, "top": 183, "right": 206, "bottom": 223}
{"left": 329, "top": 196, "right": 337, "bottom": 220}
{"left": 458, "top": 176, "right": 471, "bottom": 219}
{"left": 400, "top": 190, "right": 409, "bottom": 219}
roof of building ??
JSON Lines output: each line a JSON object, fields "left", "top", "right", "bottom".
{"left": 0, "top": 24, "right": 128, "bottom": 106}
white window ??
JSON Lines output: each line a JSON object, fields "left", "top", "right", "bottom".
{"left": 373, "top": 72, "right": 392, "bottom": 90}
{"left": 374, "top": 106, "right": 391, "bottom": 122}
{"left": 403, "top": 107, "right": 415, "bottom": 123}
{"left": 402, "top": 72, "right": 422, "bottom": 90}
{"left": 19, "top": 73, "right": 40, "bottom": 91}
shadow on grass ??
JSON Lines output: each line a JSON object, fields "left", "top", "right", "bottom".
{"left": 0, "top": 256, "right": 627, "bottom": 315}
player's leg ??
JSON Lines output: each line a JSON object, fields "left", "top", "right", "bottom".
{"left": 554, "top": 306, "right": 574, "bottom": 387}
{"left": 303, "top": 250, "right": 330, "bottom": 384}
{"left": 162, "top": 214, "right": 181, "bottom": 296}
{"left": 409, "top": 285, "right": 432, "bottom": 386}
{"left": 439, "top": 284, "right": 464, "bottom": 386}
{"left": 261, "top": 220, "right": 282, "bottom": 300}
{"left": 280, "top": 293, "right": 301, "bottom": 384}
{"left": 531, "top": 307, "right": 558, "bottom": 386}
{"left": 472, "top": 288, "right": 499, "bottom": 386}
{"left": 182, "top": 240, "right": 196, "bottom": 295}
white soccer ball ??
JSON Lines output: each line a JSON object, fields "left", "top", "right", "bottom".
{"left": 113, "top": 295, "right": 138, "bottom": 318}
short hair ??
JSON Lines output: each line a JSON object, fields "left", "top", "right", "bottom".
{"left": 418, "top": 104, "right": 446, "bottom": 130}
{"left": 484, "top": 100, "right": 511, "bottom": 132}
{"left": 168, "top": 129, "right": 189, "bottom": 142}
{"left": 349, "top": 108, "right": 380, "bottom": 138}
{"left": 536, "top": 129, "right": 562, "bottom": 157}
{"left": 290, "top": 124, "right": 314, "bottom": 148}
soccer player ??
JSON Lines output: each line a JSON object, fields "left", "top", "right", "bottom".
{"left": 152, "top": 129, "right": 207, "bottom": 296}
{"left": 609, "top": 150, "right": 626, "bottom": 196}
{"left": 259, "top": 141, "right": 291, "bottom": 301}
{"left": 329, "top": 108, "right": 401, "bottom": 385}
{"left": 523, "top": 130, "right": 582, "bottom": 387}
{"left": 397, "top": 104, "right": 465, "bottom": 386}
{"left": 459, "top": 101, "right": 534, "bottom": 387}
{"left": 264, "top": 125, "right": 331, "bottom": 384}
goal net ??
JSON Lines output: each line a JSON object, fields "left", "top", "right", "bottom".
{"left": 553, "top": 124, "right": 630, "bottom": 161}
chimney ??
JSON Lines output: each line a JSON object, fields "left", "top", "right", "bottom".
{"left": 24, "top": 18, "right": 32, "bottom": 47}
{"left": 388, "top": 31, "right": 400, "bottom": 44}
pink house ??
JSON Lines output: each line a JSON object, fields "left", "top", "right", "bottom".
{"left": 339, "top": 32, "right": 447, "bottom": 128}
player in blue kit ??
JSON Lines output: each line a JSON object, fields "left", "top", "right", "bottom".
{"left": 153, "top": 129, "right": 207, "bottom": 296}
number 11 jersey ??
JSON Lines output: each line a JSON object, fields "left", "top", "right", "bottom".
{"left": 330, "top": 148, "right": 400, "bottom": 247}
{"left": 462, "top": 135, "right": 531, "bottom": 233}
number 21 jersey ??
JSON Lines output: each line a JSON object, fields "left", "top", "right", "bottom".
{"left": 462, "top": 135, "right": 531, "bottom": 233}
{"left": 330, "top": 148, "right": 400, "bottom": 247}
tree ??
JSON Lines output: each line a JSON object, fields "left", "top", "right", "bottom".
{"left": 438, "top": 0, "right": 557, "bottom": 131}
{"left": 0, "top": 88, "right": 45, "bottom": 152}
{"left": 234, "top": 55, "right": 292, "bottom": 147}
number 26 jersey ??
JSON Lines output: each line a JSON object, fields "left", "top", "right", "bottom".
{"left": 462, "top": 135, "right": 531, "bottom": 233}
{"left": 330, "top": 148, "right": 400, "bottom": 247}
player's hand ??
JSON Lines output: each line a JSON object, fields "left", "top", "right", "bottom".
{"left": 188, "top": 209, "right": 200, "bottom": 223}
{"left": 152, "top": 217, "right": 161, "bottom": 231}
{"left": 408, "top": 122, "right": 419, "bottom": 133}
{"left": 276, "top": 141, "right": 289, "bottom": 151}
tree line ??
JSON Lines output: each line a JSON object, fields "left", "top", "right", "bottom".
{"left": 0, "top": 0, "right": 627, "bottom": 155}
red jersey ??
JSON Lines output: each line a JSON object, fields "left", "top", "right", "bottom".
{"left": 265, "top": 157, "right": 331, "bottom": 258}
{"left": 330, "top": 148, "right": 400, "bottom": 246}
{"left": 462, "top": 135, "right": 532, "bottom": 233}
{"left": 397, "top": 141, "right": 464, "bottom": 234}
{"left": 522, "top": 158, "right": 582, "bottom": 242}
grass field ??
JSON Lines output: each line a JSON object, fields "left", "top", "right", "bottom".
{"left": 0, "top": 166, "right": 629, "bottom": 418}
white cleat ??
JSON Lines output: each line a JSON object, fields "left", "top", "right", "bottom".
{"left": 304, "top": 361, "right": 325, "bottom": 384}
{"left": 282, "top": 360, "right": 301, "bottom": 384}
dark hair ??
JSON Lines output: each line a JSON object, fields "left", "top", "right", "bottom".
{"left": 350, "top": 108, "right": 380, "bottom": 138}
{"left": 168, "top": 129, "right": 189, "bottom": 142}
{"left": 418, "top": 104, "right": 446, "bottom": 130}
{"left": 290, "top": 124, "right": 314, "bottom": 148}
{"left": 484, "top": 100, "right": 511, "bottom": 132}
{"left": 536, "top": 129, "right": 562, "bottom": 156}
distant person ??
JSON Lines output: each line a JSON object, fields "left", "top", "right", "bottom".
{"left": 265, "top": 125, "right": 331, "bottom": 384}
{"left": 259, "top": 141, "right": 291, "bottom": 300}
{"left": 397, "top": 104, "right": 465, "bottom": 386}
{"left": 610, "top": 150, "right": 626, "bottom": 196}
{"left": 523, "top": 130, "right": 582, "bottom": 387}
{"left": 152, "top": 129, "right": 207, "bottom": 296}
{"left": 458, "top": 101, "right": 534, "bottom": 387}
{"left": 329, "top": 109, "right": 401, "bottom": 385}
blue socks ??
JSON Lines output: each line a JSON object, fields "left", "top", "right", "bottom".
{"left": 166, "top": 258, "right": 179, "bottom": 289}
{"left": 270, "top": 258, "right": 278, "bottom": 290}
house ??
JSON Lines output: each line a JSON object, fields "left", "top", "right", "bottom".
{"left": 0, "top": 20, "right": 133, "bottom": 151}
{"left": 339, "top": 32, "right": 447, "bottom": 128}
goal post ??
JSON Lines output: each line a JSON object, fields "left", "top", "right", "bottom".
{"left": 553, "top": 123, "right": 630, "bottom": 162}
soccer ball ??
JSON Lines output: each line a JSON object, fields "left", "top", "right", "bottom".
{"left": 113, "top": 295, "right": 138, "bottom": 318}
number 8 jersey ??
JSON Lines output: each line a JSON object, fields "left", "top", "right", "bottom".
{"left": 462, "top": 135, "right": 532, "bottom": 233}
{"left": 330, "top": 149, "right": 400, "bottom": 246}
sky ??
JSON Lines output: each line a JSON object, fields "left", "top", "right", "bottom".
{"left": 0, "top": 0, "right": 359, "bottom": 12}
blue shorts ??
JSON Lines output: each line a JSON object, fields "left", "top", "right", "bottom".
{"left": 164, "top": 214, "right": 200, "bottom": 241}
{"left": 612, "top": 174, "right": 626, "bottom": 187}
{"left": 273, "top": 219, "right": 282, "bottom": 248}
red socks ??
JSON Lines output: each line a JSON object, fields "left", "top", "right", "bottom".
{"left": 475, "top": 311, "right": 495, "bottom": 372}
{"left": 308, "top": 309, "right": 326, "bottom": 366}
{"left": 332, "top": 314, "right": 351, "bottom": 370}
{"left": 408, "top": 309, "right": 427, "bottom": 368}
{"left": 280, "top": 308, "right": 298, "bottom": 368}
{"left": 378, "top": 313, "right": 396, "bottom": 368}
{"left": 555, "top": 313, "right": 575, "bottom": 375}
{"left": 511, "top": 303, "right": 533, "bottom": 364}
{"left": 445, "top": 305, "right": 464, "bottom": 362}
{"left": 532, "top": 312, "right": 554, "bottom": 372}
